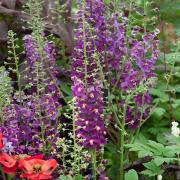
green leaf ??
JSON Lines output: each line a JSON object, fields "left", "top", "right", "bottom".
{"left": 138, "top": 150, "right": 152, "bottom": 158}
{"left": 172, "top": 107, "right": 180, "bottom": 119}
{"left": 126, "top": 143, "right": 153, "bottom": 158}
{"left": 142, "top": 161, "right": 164, "bottom": 177}
{"left": 59, "top": 175, "right": 68, "bottom": 180}
{"left": 150, "top": 89, "right": 169, "bottom": 102}
{"left": 166, "top": 145, "right": 180, "bottom": 156}
{"left": 152, "top": 107, "right": 166, "bottom": 117}
{"left": 141, "top": 169, "right": 164, "bottom": 177}
{"left": 166, "top": 134, "right": 180, "bottom": 145}
{"left": 143, "top": 161, "right": 158, "bottom": 171}
{"left": 125, "top": 169, "right": 138, "bottom": 180}
{"left": 153, "top": 157, "right": 165, "bottom": 166}
{"left": 159, "top": 52, "right": 180, "bottom": 63}
{"left": 60, "top": 82, "right": 72, "bottom": 96}
{"left": 73, "top": 175, "right": 83, "bottom": 180}
{"left": 156, "top": 133, "right": 166, "bottom": 144}
{"left": 147, "top": 140, "right": 165, "bottom": 156}
{"left": 59, "top": 175, "right": 73, "bottom": 180}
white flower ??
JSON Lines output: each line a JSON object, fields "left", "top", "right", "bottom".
{"left": 157, "top": 175, "right": 162, "bottom": 180}
{"left": 171, "top": 121, "right": 180, "bottom": 137}
{"left": 154, "top": 28, "right": 160, "bottom": 35}
{"left": 172, "top": 121, "right": 179, "bottom": 127}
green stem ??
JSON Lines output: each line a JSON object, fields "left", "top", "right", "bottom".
{"left": 91, "top": 149, "right": 97, "bottom": 180}
{"left": 72, "top": 99, "right": 78, "bottom": 173}
{"left": 10, "top": 32, "right": 22, "bottom": 105}
{"left": 62, "top": 146, "right": 66, "bottom": 170}
{"left": 119, "top": 103, "right": 127, "bottom": 180}
{"left": 0, "top": 166, "right": 7, "bottom": 180}
{"left": 81, "top": 0, "right": 88, "bottom": 91}
{"left": 7, "top": 175, "right": 12, "bottom": 180}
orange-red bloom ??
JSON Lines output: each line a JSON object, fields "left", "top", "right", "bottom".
{"left": 19, "top": 158, "right": 58, "bottom": 180}
{"left": 1, "top": 154, "right": 44, "bottom": 174}
{"left": 0, "top": 152, "right": 16, "bottom": 172}
{"left": 0, "top": 132, "right": 4, "bottom": 149}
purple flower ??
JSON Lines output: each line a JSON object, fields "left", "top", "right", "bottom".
{"left": 142, "top": 33, "right": 154, "bottom": 43}
{"left": 125, "top": 107, "right": 141, "bottom": 129}
{"left": 1, "top": 34, "right": 61, "bottom": 156}
{"left": 71, "top": 0, "right": 106, "bottom": 150}
{"left": 121, "top": 70, "right": 141, "bottom": 90}
{"left": 134, "top": 93, "right": 151, "bottom": 106}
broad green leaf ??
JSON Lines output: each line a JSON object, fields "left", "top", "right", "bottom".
{"left": 147, "top": 140, "right": 165, "bottom": 156}
{"left": 153, "top": 157, "right": 165, "bottom": 166}
{"left": 141, "top": 169, "right": 164, "bottom": 177}
{"left": 142, "top": 161, "right": 164, "bottom": 177}
{"left": 152, "top": 107, "right": 166, "bottom": 117}
{"left": 59, "top": 175, "right": 68, "bottom": 180}
{"left": 159, "top": 52, "right": 180, "bottom": 63}
{"left": 138, "top": 150, "right": 152, "bottom": 158}
{"left": 143, "top": 161, "right": 158, "bottom": 171}
{"left": 125, "top": 169, "right": 138, "bottom": 180}
{"left": 73, "top": 175, "right": 83, "bottom": 180}
{"left": 166, "top": 145, "right": 180, "bottom": 156}
{"left": 60, "top": 82, "right": 72, "bottom": 96}
{"left": 150, "top": 89, "right": 169, "bottom": 102}
{"left": 172, "top": 107, "right": 180, "bottom": 119}
{"left": 157, "top": 133, "right": 166, "bottom": 144}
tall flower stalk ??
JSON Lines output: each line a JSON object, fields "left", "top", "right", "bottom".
{"left": 72, "top": 0, "right": 107, "bottom": 179}
{"left": 72, "top": 0, "right": 159, "bottom": 179}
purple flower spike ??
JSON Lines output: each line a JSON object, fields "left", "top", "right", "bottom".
{"left": 71, "top": 0, "right": 106, "bottom": 150}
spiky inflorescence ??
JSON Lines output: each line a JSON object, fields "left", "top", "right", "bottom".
{"left": 106, "top": 12, "right": 159, "bottom": 129}
{"left": 0, "top": 35, "right": 61, "bottom": 156}
{"left": 71, "top": 0, "right": 106, "bottom": 150}
{"left": 72, "top": 1, "right": 159, "bottom": 133}
{"left": 19, "top": 34, "right": 61, "bottom": 155}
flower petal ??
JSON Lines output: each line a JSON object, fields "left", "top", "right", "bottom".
{"left": 0, "top": 152, "right": 16, "bottom": 168}
{"left": 41, "top": 159, "right": 58, "bottom": 175}
{"left": 18, "top": 159, "right": 33, "bottom": 172}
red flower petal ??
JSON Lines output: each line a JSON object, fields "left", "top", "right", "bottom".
{"left": 41, "top": 159, "right": 58, "bottom": 175}
{"left": 0, "top": 152, "right": 16, "bottom": 168}
{"left": 25, "top": 154, "right": 44, "bottom": 161}
{"left": 2, "top": 165, "right": 18, "bottom": 174}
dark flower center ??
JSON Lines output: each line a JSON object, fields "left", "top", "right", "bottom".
{"left": 33, "top": 165, "right": 42, "bottom": 173}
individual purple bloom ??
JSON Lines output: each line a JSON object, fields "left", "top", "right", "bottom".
{"left": 125, "top": 107, "right": 141, "bottom": 129}
{"left": 131, "top": 42, "right": 145, "bottom": 60}
{"left": 137, "top": 58, "right": 155, "bottom": 73}
{"left": 97, "top": 167, "right": 109, "bottom": 180}
{"left": 134, "top": 92, "right": 151, "bottom": 106}
{"left": 131, "top": 26, "right": 141, "bottom": 36}
{"left": 142, "top": 33, "right": 155, "bottom": 43}
{"left": 121, "top": 70, "right": 141, "bottom": 90}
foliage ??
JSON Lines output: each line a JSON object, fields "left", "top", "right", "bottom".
{"left": 124, "top": 169, "right": 138, "bottom": 180}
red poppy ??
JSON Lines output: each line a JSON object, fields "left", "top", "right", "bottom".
{"left": 0, "top": 152, "right": 16, "bottom": 171}
{"left": 2, "top": 154, "right": 44, "bottom": 174}
{"left": 0, "top": 132, "right": 4, "bottom": 149}
{"left": 19, "top": 158, "right": 58, "bottom": 180}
